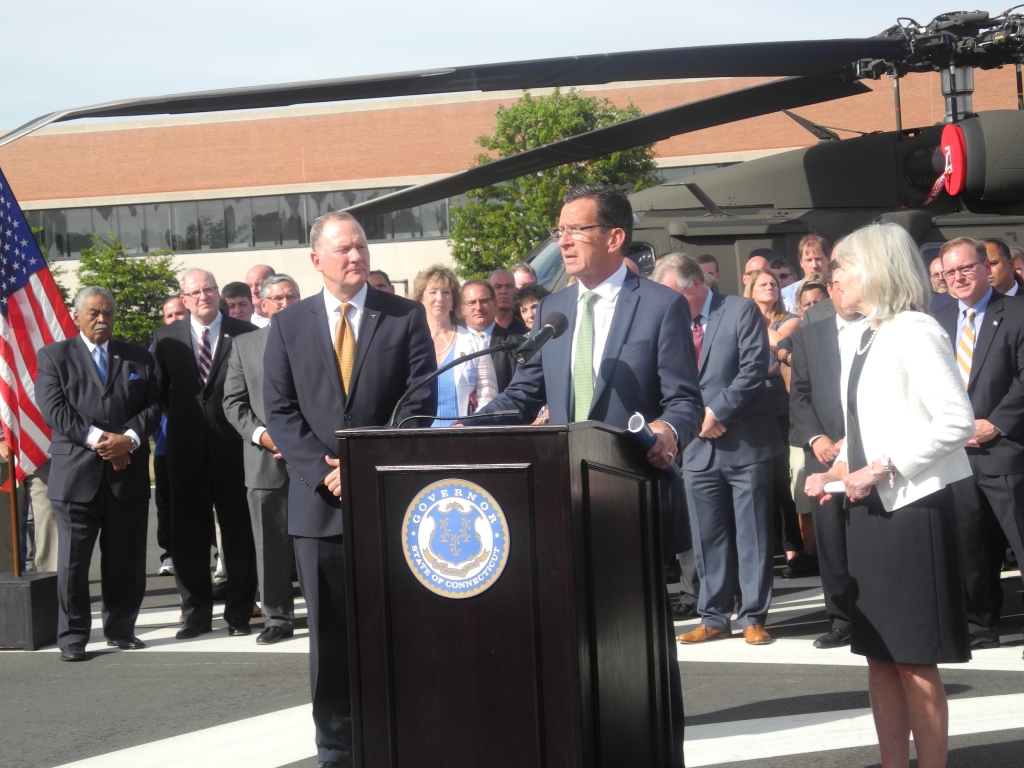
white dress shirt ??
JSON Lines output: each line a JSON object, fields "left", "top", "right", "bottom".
{"left": 190, "top": 312, "right": 223, "bottom": 369}
{"left": 1005, "top": 282, "right": 1019, "bottom": 297}
{"left": 475, "top": 320, "right": 497, "bottom": 348}
{"left": 79, "top": 333, "right": 140, "bottom": 451}
{"left": 324, "top": 282, "right": 367, "bottom": 345}
{"left": 250, "top": 313, "right": 270, "bottom": 328}
{"left": 570, "top": 261, "right": 628, "bottom": 382}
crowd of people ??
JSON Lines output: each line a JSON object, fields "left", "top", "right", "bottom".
{"left": 15, "top": 181, "right": 1024, "bottom": 768}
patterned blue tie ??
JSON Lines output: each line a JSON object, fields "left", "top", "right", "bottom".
{"left": 92, "top": 345, "right": 107, "bottom": 383}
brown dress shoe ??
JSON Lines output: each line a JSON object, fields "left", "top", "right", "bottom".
{"left": 743, "top": 624, "right": 772, "bottom": 645}
{"left": 677, "top": 624, "right": 733, "bottom": 644}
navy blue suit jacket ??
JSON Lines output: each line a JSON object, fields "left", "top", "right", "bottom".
{"left": 37, "top": 337, "right": 161, "bottom": 503}
{"left": 682, "top": 292, "right": 782, "bottom": 473}
{"left": 264, "top": 286, "right": 437, "bottom": 538}
{"left": 935, "top": 290, "right": 1024, "bottom": 475}
{"left": 476, "top": 269, "right": 703, "bottom": 445}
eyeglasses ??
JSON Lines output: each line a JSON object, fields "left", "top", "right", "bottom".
{"left": 940, "top": 261, "right": 984, "bottom": 281}
{"left": 775, "top": 272, "right": 793, "bottom": 280}
{"left": 264, "top": 293, "right": 300, "bottom": 304}
{"left": 549, "top": 224, "right": 609, "bottom": 240}
{"left": 182, "top": 286, "right": 218, "bottom": 300}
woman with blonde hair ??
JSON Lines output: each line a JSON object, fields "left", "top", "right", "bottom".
{"left": 411, "top": 265, "right": 497, "bottom": 426}
{"left": 806, "top": 222, "right": 973, "bottom": 768}
{"left": 743, "top": 269, "right": 813, "bottom": 576}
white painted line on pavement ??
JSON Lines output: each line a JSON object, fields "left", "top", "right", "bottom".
{"left": 685, "top": 693, "right": 1024, "bottom": 767}
{"left": 50, "top": 704, "right": 316, "bottom": 768}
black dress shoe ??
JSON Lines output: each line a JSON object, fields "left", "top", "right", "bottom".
{"left": 813, "top": 627, "right": 852, "bottom": 649}
{"left": 106, "top": 636, "right": 146, "bottom": 650}
{"left": 781, "top": 552, "right": 820, "bottom": 579}
{"left": 970, "top": 635, "right": 1000, "bottom": 649}
{"left": 175, "top": 622, "right": 213, "bottom": 640}
{"left": 670, "top": 596, "right": 699, "bottom": 622}
{"left": 60, "top": 643, "right": 86, "bottom": 662}
{"left": 227, "top": 623, "right": 251, "bottom": 637}
{"left": 211, "top": 582, "right": 228, "bottom": 601}
{"left": 256, "top": 626, "right": 293, "bottom": 645}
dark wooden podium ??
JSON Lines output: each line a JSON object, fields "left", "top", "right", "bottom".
{"left": 337, "top": 421, "right": 672, "bottom": 768}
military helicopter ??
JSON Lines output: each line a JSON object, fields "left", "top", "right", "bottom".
{"left": 3, "top": 10, "right": 1024, "bottom": 293}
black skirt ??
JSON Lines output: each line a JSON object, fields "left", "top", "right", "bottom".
{"left": 846, "top": 486, "right": 971, "bottom": 664}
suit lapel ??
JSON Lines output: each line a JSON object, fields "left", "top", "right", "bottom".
{"left": 172, "top": 319, "right": 202, "bottom": 382}
{"left": 969, "top": 293, "right": 1003, "bottom": 389}
{"left": 104, "top": 341, "right": 123, "bottom": 393}
{"left": 936, "top": 302, "right": 958, "bottom": 346}
{"left": 203, "top": 319, "right": 233, "bottom": 392}
{"left": 699, "top": 292, "right": 727, "bottom": 376}
{"left": 589, "top": 271, "right": 640, "bottom": 415}
{"left": 311, "top": 291, "right": 346, "bottom": 404}
{"left": 345, "top": 288, "right": 382, "bottom": 410}
{"left": 72, "top": 336, "right": 104, "bottom": 387}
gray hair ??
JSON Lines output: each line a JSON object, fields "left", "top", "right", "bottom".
{"left": 310, "top": 211, "right": 363, "bottom": 253}
{"left": 650, "top": 253, "right": 704, "bottom": 289}
{"left": 259, "top": 274, "right": 300, "bottom": 299}
{"left": 73, "top": 286, "right": 116, "bottom": 314}
{"left": 836, "top": 222, "right": 930, "bottom": 323}
{"left": 180, "top": 268, "right": 217, "bottom": 292}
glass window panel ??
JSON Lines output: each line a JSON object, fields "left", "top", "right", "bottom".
{"left": 391, "top": 205, "right": 420, "bottom": 240}
{"left": 280, "top": 195, "right": 305, "bottom": 245}
{"left": 41, "top": 209, "right": 68, "bottom": 259}
{"left": 335, "top": 189, "right": 361, "bottom": 209}
{"left": 304, "top": 192, "right": 336, "bottom": 221}
{"left": 198, "top": 199, "right": 226, "bottom": 250}
{"left": 359, "top": 188, "right": 392, "bottom": 241}
{"left": 171, "top": 201, "right": 200, "bottom": 251}
{"left": 92, "top": 206, "right": 117, "bottom": 243}
{"left": 116, "top": 205, "right": 144, "bottom": 254}
{"left": 24, "top": 210, "right": 43, "bottom": 252}
{"left": 420, "top": 199, "right": 446, "bottom": 238}
{"left": 66, "top": 208, "right": 93, "bottom": 258}
{"left": 144, "top": 203, "right": 172, "bottom": 251}
{"left": 224, "top": 198, "right": 252, "bottom": 249}
{"left": 251, "top": 196, "right": 280, "bottom": 248}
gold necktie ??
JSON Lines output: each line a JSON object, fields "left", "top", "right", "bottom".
{"left": 334, "top": 304, "right": 355, "bottom": 395}
{"left": 956, "top": 308, "right": 976, "bottom": 389}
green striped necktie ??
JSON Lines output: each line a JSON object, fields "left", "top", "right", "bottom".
{"left": 573, "top": 291, "right": 599, "bottom": 422}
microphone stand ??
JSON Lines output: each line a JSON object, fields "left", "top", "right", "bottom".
{"left": 387, "top": 339, "right": 520, "bottom": 428}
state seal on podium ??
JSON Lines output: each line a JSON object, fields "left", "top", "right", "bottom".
{"left": 402, "top": 479, "right": 510, "bottom": 599}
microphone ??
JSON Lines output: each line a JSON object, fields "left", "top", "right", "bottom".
{"left": 627, "top": 412, "right": 680, "bottom": 481}
{"left": 515, "top": 312, "right": 569, "bottom": 364}
{"left": 396, "top": 410, "right": 520, "bottom": 428}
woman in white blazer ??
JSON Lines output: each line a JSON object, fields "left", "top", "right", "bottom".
{"left": 806, "top": 223, "right": 973, "bottom": 768}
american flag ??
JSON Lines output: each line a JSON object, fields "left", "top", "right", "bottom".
{"left": 0, "top": 167, "right": 77, "bottom": 480}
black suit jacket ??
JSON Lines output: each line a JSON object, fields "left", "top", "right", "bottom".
{"left": 489, "top": 323, "right": 525, "bottom": 392}
{"left": 152, "top": 314, "right": 257, "bottom": 480}
{"left": 264, "top": 286, "right": 437, "bottom": 538}
{"left": 37, "top": 337, "right": 161, "bottom": 503}
{"left": 788, "top": 318, "right": 844, "bottom": 456}
{"left": 935, "top": 290, "right": 1024, "bottom": 474}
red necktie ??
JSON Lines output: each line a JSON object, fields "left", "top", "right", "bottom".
{"left": 692, "top": 316, "right": 704, "bottom": 366}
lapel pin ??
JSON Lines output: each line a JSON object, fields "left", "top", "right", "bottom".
{"left": 113, "top": 355, "right": 120, "bottom": 359}
{"left": 994, "top": 320, "right": 999, "bottom": 326}
{"left": 224, "top": 333, "right": 230, "bottom": 338}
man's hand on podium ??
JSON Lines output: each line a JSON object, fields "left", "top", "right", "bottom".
{"left": 324, "top": 455, "right": 343, "bottom": 497}
{"left": 646, "top": 420, "right": 678, "bottom": 471}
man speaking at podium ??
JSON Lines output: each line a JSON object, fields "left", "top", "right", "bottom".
{"left": 264, "top": 211, "right": 436, "bottom": 768}
{"left": 475, "top": 184, "right": 703, "bottom": 765}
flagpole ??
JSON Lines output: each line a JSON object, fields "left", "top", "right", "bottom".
{"left": 7, "top": 453, "right": 18, "bottom": 577}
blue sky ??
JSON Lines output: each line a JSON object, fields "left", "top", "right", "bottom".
{"left": 1, "top": 2, "right": 965, "bottom": 129}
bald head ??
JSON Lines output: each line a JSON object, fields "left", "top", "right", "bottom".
{"left": 743, "top": 256, "right": 772, "bottom": 285}
{"left": 245, "top": 264, "right": 276, "bottom": 318}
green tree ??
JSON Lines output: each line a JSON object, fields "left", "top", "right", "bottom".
{"left": 75, "top": 232, "right": 180, "bottom": 345}
{"left": 448, "top": 88, "right": 660, "bottom": 279}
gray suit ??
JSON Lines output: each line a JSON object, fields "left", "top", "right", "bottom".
{"left": 223, "top": 327, "right": 294, "bottom": 629}
{"left": 683, "top": 293, "right": 783, "bottom": 630}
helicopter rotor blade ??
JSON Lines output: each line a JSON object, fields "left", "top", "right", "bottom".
{"left": 342, "top": 75, "right": 870, "bottom": 218}
{"left": 0, "top": 38, "right": 903, "bottom": 149}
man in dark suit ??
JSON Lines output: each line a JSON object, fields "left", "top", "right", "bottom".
{"left": 461, "top": 278, "right": 523, "bottom": 391}
{"left": 36, "top": 286, "right": 161, "bottom": 661}
{"left": 476, "top": 185, "right": 703, "bottom": 767}
{"left": 656, "top": 255, "right": 783, "bottom": 647}
{"left": 153, "top": 268, "right": 258, "bottom": 639}
{"left": 935, "top": 236, "right": 1024, "bottom": 649}
{"left": 788, "top": 263, "right": 866, "bottom": 649}
{"left": 264, "top": 212, "right": 436, "bottom": 768}
{"left": 224, "top": 274, "right": 302, "bottom": 645}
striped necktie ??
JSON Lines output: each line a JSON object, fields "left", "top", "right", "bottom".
{"left": 334, "top": 303, "right": 355, "bottom": 395}
{"left": 573, "top": 291, "right": 600, "bottom": 422}
{"left": 198, "top": 327, "right": 213, "bottom": 385}
{"left": 956, "top": 308, "right": 976, "bottom": 388}
{"left": 92, "top": 345, "right": 107, "bottom": 383}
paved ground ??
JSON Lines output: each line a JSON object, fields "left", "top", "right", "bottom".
{"left": 1, "top": 503, "right": 1021, "bottom": 768}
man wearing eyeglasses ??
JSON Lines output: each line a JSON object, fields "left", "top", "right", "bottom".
{"left": 153, "top": 269, "right": 259, "bottom": 640}
{"left": 461, "top": 278, "right": 523, "bottom": 392}
{"left": 223, "top": 275, "right": 301, "bottom": 645}
{"left": 935, "top": 237, "right": 1024, "bottom": 655}
{"left": 474, "top": 184, "right": 703, "bottom": 766}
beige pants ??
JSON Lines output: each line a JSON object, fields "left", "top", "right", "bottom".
{"left": 26, "top": 461, "right": 57, "bottom": 573}
{"left": 789, "top": 446, "right": 812, "bottom": 516}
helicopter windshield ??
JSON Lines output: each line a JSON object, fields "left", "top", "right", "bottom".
{"left": 525, "top": 238, "right": 564, "bottom": 289}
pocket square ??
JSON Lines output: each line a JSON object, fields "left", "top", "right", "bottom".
{"left": 128, "top": 373, "right": 140, "bottom": 380}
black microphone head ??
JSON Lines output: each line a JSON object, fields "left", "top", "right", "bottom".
{"left": 544, "top": 312, "right": 569, "bottom": 338}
